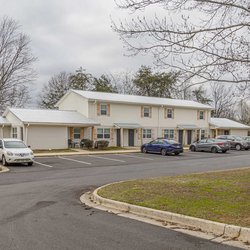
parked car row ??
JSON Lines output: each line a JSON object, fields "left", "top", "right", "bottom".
{"left": 141, "top": 135, "right": 250, "bottom": 156}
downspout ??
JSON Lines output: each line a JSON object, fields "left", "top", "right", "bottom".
{"left": 25, "top": 124, "right": 30, "bottom": 145}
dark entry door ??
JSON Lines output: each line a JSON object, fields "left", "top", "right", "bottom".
{"left": 187, "top": 130, "right": 192, "bottom": 145}
{"left": 178, "top": 130, "right": 183, "bottom": 145}
{"left": 117, "top": 129, "right": 121, "bottom": 147}
{"left": 128, "top": 129, "right": 134, "bottom": 146}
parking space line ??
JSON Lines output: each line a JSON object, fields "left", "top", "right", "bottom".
{"left": 116, "top": 154, "right": 154, "bottom": 161}
{"left": 88, "top": 155, "right": 126, "bottom": 163}
{"left": 34, "top": 161, "right": 54, "bottom": 168}
{"left": 58, "top": 156, "right": 92, "bottom": 165}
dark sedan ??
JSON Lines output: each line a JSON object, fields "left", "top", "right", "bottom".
{"left": 190, "top": 138, "right": 230, "bottom": 153}
{"left": 141, "top": 139, "right": 183, "bottom": 156}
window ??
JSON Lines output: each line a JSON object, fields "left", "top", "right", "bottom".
{"left": 100, "top": 104, "right": 108, "bottom": 115}
{"left": 248, "top": 131, "right": 250, "bottom": 136}
{"left": 164, "top": 129, "right": 174, "bottom": 139}
{"left": 196, "top": 129, "right": 206, "bottom": 140}
{"left": 199, "top": 110, "right": 205, "bottom": 120}
{"left": 143, "top": 129, "right": 152, "bottom": 139}
{"left": 97, "top": 128, "right": 110, "bottom": 139}
{"left": 12, "top": 127, "right": 17, "bottom": 138}
{"left": 73, "top": 128, "right": 81, "bottom": 139}
{"left": 166, "top": 108, "right": 174, "bottom": 119}
{"left": 143, "top": 107, "right": 150, "bottom": 117}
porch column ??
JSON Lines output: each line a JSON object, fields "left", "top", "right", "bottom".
{"left": 183, "top": 130, "right": 186, "bottom": 145}
{"left": 120, "top": 128, "right": 124, "bottom": 147}
{"left": 199, "top": 129, "right": 202, "bottom": 141}
{"left": 215, "top": 129, "right": 218, "bottom": 137}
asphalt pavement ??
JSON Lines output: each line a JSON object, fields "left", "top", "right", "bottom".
{"left": 0, "top": 150, "right": 249, "bottom": 250}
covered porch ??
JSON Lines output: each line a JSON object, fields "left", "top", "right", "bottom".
{"left": 114, "top": 123, "right": 143, "bottom": 147}
{"left": 177, "top": 124, "right": 208, "bottom": 145}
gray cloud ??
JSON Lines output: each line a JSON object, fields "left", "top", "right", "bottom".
{"left": 0, "top": 0, "right": 154, "bottom": 104}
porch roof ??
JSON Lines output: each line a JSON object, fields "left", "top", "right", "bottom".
{"left": 3, "top": 108, "right": 99, "bottom": 126}
{"left": 177, "top": 124, "right": 199, "bottom": 130}
{"left": 210, "top": 118, "right": 250, "bottom": 129}
{"left": 114, "top": 123, "right": 142, "bottom": 129}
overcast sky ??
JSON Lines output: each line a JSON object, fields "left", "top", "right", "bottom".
{"left": 0, "top": 0, "right": 154, "bottom": 99}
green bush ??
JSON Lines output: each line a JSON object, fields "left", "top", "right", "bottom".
{"left": 81, "top": 139, "right": 93, "bottom": 149}
{"left": 95, "top": 140, "right": 109, "bottom": 149}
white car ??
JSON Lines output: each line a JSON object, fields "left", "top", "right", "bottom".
{"left": 0, "top": 138, "right": 34, "bottom": 166}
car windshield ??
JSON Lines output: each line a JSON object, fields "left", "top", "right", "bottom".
{"left": 4, "top": 141, "right": 27, "bottom": 149}
{"left": 166, "top": 140, "right": 178, "bottom": 144}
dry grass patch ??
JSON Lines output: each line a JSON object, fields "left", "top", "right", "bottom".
{"left": 98, "top": 168, "right": 250, "bottom": 227}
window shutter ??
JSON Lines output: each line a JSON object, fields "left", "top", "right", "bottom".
{"left": 70, "top": 127, "right": 74, "bottom": 140}
{"left": 162, "top": 129, "right": 165, "bottom": 138}
{"left": 97, "top": 103, "right": 100, "bottom": 116}
{"left": 172, "top": 109, "right": 175, "bottom": 119}
{"left": 141, "top": 106, "right": 144, "bottom": 117}
{"left": 197, "top": 110, "right": 200, "bottom": 120}
{"left": 151, "top": 128, "right": 154, "bottom": 139}
{"left": 110, "top": 128, "right": 114, "bottom": 141}
{"left": 80, "top": 128, "right": 84, "bottom": 140}
{"left": 107, "top": 104, "right": 111, "bottom": 116}
{"left": 149, "top": 106, "right": 152, "bottom": 118}
{"left": 164, "top": 108, "right": 167, "bottom": 119}
{"left": 92, "top": 128, "right": 97, "bottom": 140}
{"left": 138, "top": 128, "right": 142, "bottom": 140}
{"left": 174, "top": 129, "right": 177, "bottom": 140}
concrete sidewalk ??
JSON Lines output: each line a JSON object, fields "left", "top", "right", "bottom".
{"left": 34, "top": 147, "right": 190, "bottom": 157}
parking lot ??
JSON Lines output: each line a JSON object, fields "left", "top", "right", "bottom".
{"left": 5, "top": 150, "right": 250, "bottom": 173}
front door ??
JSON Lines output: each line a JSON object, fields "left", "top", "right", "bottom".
{"left": 187, "top": 130, "right": 192, "bottom": 145}
{"left": 116, "top": 129, "right": 121, "bottom": 147}
{"left": 178, "top": 130, "right": 183, "bottom": 145}
{"left": 128, "top": 129, "right": 134, "bottom": 147}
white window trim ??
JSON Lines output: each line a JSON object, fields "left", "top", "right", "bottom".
{"left": 12, "top": 127, "right": 18, "bottom": 139}
{"left": 143, "top": 129, "right": 152, "bottom": 139}
{"left": 166, "top": 108, "right": 174, "bottom": 119}
{"left": 199, "top": 110, "right": 205, "bottom": 120}
{"left": 73, "top": 128, "right": 81, "bottom": 139}
{"left": 97, "top": 128, "right": 110, "bottom": 139}
{"left": 100, "top": 104, "right": 108, "bottom": 116}
{"left": 164, "top": 129, "right": 174, "bottom": 139}
{"left": 143, "top": 106, "right": 150, "bottom": 118}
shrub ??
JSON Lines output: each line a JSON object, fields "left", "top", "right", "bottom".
{"left": 95, "top": 140, "right": 109, "bottom": 149}
{"left": 81, "top": 139, "right": 93, "bottom": 149}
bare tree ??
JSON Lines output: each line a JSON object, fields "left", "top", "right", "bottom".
{"left": 113, "top": 0, "right": 250, "bottom": 86}
{"left": 210, "top": 83, "right": 236, "bottom": 118}
{"left": 39, "top": 72, "right": 69, "bottom": 109}
{"left": 0, "top": 17, "right": 36, "bottom": 113}
{"left": 237, "top": 99, "right": 250, "bottom": 125}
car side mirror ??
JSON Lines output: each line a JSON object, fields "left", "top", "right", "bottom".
{"left": 28, "top": 145, "right": 31, "bottom": 148}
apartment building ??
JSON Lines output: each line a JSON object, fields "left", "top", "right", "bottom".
{"left": 56, "top": 90, "right": 213, "bottom": 147}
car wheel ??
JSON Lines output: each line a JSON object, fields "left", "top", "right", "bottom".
{"left": 222, "top": 150, "right": 227, "bottom": 153}
{"left": 190, "top": 146, "right": 196, "bottom": 152}
{"left": 28, "top": 162, "right": 33, "bottom": 166}
{"left": 142, "top": 147, "right": 147, "bottom": 153}
{"left": 245, "top": 148, "right": 249, "bottom": 151}
{"left": 174, "top": 152, "right": 180, "bottom": 155}
{"left": 211, "top": 147, "right": 218, "bottom": 153}
{"left": 2, "top": 156, "right": 8, "bottom": 166}
{"left": 235, "top": 144, "right": 242, "bottom": 151}
{"left": 161, "top": 149, "right": 167, "bottom": 156}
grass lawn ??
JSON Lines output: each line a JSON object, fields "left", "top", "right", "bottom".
{"left": 98, "top": 168, "right": 250, "bottom": 227}
{"left": 33, "top": 148, "right": 77, "bottom": 153}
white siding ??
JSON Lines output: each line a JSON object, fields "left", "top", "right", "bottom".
{"left": 230, "top": 129, "right": 249, "bottom": 137}
{"left": 27, "top": 125, "right": 68, "bottom": 150}
{"left": 58, "top": 92, "right": 89, "bottom": 117}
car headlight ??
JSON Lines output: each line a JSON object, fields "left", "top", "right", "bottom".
{"left": 30, "top": 152, "right": 34, "bottom": 156}
{"left": 6, "top": 151, "right": 13, "bottom": 156}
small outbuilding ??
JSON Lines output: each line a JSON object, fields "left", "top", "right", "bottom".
{"left": 210, "top": 118, "right": 250, "bottom": 137}
{"left": 2, "top": 108, "right": 99, "bottom": 150}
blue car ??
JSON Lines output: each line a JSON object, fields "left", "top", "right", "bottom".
{"left": 141, "top": 139, "right": 183, "bottom": 156}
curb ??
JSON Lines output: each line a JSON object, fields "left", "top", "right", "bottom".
{"left": 34, "top": 148, "right": 189, "bottom": 157}
{"left": 34, "top": 149, "right": 141, "bottom": 157}
{"left": 0, "top": 165, "right": 10, "bottom": 173}
{"left": 90, "top": 183, "right": 250, "bottom": 244}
